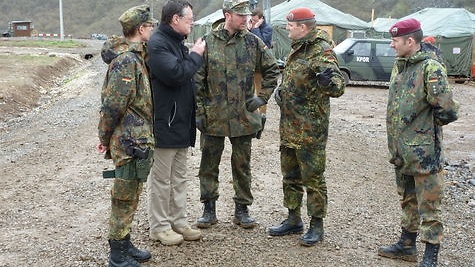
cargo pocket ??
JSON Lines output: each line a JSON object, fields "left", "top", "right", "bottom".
{"left": 136, "top": 150, "right": 153, "bottom": 182}
{"left": 401, "top": 133, "right": 435, "bottom": 175}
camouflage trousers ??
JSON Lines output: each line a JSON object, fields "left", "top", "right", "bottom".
{"left": 396, "top": 168, "right": 444, "bottom": 244}
{"left": 109, "top": 178, "right": 143, "bottom": 240}
{"left": 199, "top": 134, "right": 254, "bottom": 205}
{"left": 280, "top": 146, "right": 327, "bottom": 218}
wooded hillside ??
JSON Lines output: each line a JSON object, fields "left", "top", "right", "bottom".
{"left": 0, "top": 0, "right": 473, "bottom": 38}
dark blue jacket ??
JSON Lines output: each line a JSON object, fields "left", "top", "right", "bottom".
{"left": 250, "top": 20, "right": 273, "bottom": 48}
{"left": 147, "top": 24, "right": 203, "bottom": 148}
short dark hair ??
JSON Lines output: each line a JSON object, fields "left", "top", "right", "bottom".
{"left": 251, "top": 8, "right": 264, "bottom": 18}
{"left": 161, "top": 0, "right": 193, "bottom": 24}
{"left": 296, "top": 20, "right": 316, "bottom": 29}
{"left": 403, "top": 29, "right": 423, "bottom": 43}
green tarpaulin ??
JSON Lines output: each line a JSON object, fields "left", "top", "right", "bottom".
{"left": 371, "top": 8, "right": 475, "bottom": 77}
{"left": 270, "top": 0, "right": 369, "bottom": 60}
{"left": 190, "top": 0, "right": 370, "bottom": 60}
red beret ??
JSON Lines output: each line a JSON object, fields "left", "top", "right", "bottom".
{"left": 389, "top": 18, "right": 421, "bottom": 37}
{"left": 287, "top": 7, "right": 315, "bottom": 22}
{"left": 423, "top": 36, "right": 436, "bottom": 44}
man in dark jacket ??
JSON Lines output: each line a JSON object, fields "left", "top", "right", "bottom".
{"left": 146, "top": 0, "right": 205, "bottom": 246}
{"left": 248, "top": 7, "right": 273, "bottom": 117}
{"left": 249, "top": 8, "right": 272, "bottom": 48}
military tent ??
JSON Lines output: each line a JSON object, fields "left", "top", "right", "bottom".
{"left": 189, "top": 9, "right": 223, "bottom": 42}
{"left": 270, "top": 0, "right": 369, "bottom": 60}
{"left": 189, "top": 0, "right": 370, "bottom": 60}
{"left": 367, "top": 18, "right": 398, "bottom": 38}
{"left": 373, "top": 8, "right": 475, "bottom": 77}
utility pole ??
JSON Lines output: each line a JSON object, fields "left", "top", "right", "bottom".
{"left": 59, "top": 0, "right": 64, "bottom": 40}
{"left": 263, "top": 0, "right": 271, "bottom": 24}
{"left": 146, "top": 0, "right": 158, "bottom": 19}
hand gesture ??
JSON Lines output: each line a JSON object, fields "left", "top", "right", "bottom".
{"left": 191, "top": 38, "right": 206, "bottom": 56}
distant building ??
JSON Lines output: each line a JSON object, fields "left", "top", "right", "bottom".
{"left": 3, "top": 20, "right": 33, "bottom": 37}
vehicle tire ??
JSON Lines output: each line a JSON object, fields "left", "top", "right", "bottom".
{"left": 342, "top": 71, "right": 350, "bottom": 85}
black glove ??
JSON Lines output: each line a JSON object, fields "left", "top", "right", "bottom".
{"left": 196, "top": 117, "right": 205, "bottom": 132}
{"left": 316, "top": 67, "right": 334, "bottom": 86}
{"left": 246, "top": 96, "right": 266, "bottom": 112}
{"left": 274, "top": 89, "right": 282, "bottom": 107}
{"left": 255, "top": 114, "right": 266, "bottom": 139}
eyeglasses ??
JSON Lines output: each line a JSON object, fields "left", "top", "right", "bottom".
{"left": 142, "top": 23, "right": 154, "bottom": 28}
{"left": 179, "top": 15, "right": 194, "bottom": 23}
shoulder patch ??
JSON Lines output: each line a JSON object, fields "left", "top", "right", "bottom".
{"left": 427, "top": 75, "right": 441, "bottom": 95}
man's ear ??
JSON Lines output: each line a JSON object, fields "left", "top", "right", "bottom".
{"left": 172, "top": 14, "right": 180, "bottom": 25}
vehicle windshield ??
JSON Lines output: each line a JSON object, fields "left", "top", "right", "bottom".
{"left": 333, "top": 38, "right": 355, "bottom": 54}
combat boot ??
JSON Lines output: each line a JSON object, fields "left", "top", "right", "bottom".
{"left": 299, "top": 216, "right": 324, "bottom": 246}
{"left": 419, "top": 243, "right": 440, "bottom": 267}
{"left": 124, "top": 234, "right": 151, "bottom": 263}
{"left": 108, "top": 239, "right": 148, "bottom": 267}
{"left": 378, "top": 228, "right": 417, "bottom": 262}
{"left": 233, "top": 203, "right": 257, "bottom": 229}
{"left": 196, "top": 200, "right": 218, "bottom": 229}
{"left": 268, "top": 209, "right": 304, "bottom": 236}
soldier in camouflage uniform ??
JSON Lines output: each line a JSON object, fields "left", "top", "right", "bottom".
{"left": 194, "top": 0, "right": 280, "bottom": 229}
{"left": 378, "top": 18, "right": 459, "bottom": 267}
{"left": 97, "top": 5, "right": 156, "bottom": 267}
{"left": 267, "top": 7, "right": 345, "bottom": 247}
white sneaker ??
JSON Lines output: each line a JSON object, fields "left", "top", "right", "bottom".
{"left": 173, "top": 225, "right": 202, "bottom": 241}
{"left": 150, "top": 229, "right": 184, "bottom": 246}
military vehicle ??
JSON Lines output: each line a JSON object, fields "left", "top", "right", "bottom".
{"left": 334, "top": 38, "right": 395, "bottom": 84}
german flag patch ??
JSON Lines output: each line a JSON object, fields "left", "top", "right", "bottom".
{"left": 427, "top": 76, "right": 441, "bottom": 95}
{"left": 122, "top": 77, "right": 132, "bottom": 83}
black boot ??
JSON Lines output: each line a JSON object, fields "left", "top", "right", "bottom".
{"left": 124, "top": 234, "right": 151, "bottom": 263}
{"left": 233, "top": 203, "right": 257, "bottom": 229}
{"left": 378, "top": 228, "right": 417, "bottom": 262}
{"left": 108, "top": 239, "right": 147, "bottom": 267}
{"left": 268, "top": 209, "right": 304, "bottom": 236}
{"left": 197, "top": 200, "right": 218, "bottom": 228}
{"left": 299, "top": 217, "right": 324, "bottom": 246}
{"left": 419, "top": 243, "right": 440, "bottom": 267}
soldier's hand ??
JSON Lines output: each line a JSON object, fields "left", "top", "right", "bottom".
{"left": 246, "top": 96, "right": 266, "bottom": 112}
{"left": 274, "top": 89, "right": 282, "bottom": 107}
{"left": 316, "top": 67, "right": 334, "bottom": 86}
{"left": 96, "top": 143, "right": 108, "bottom": 153}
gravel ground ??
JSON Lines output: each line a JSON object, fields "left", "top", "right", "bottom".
{"left": 0, "top": 41, "right": 474, "bottom": 267}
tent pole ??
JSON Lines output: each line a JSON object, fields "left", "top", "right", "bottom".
{"left": 263, "top": 0, "right": 271, "bottom": 24}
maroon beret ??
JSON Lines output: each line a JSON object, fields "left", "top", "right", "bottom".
{"left": 389, "top": 18, "right": 421, "bottom": 37}
{"left": 423, "top": 36, "right": 436, "bottom": 44}
{"left": 287, "top": 7, "right": 315, "bottom": 22}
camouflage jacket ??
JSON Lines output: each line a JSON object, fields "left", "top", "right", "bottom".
{"left": 279, "top": 28, "right": 345, "bottom": 150}
{"left": 195, "top": 19, "right": 280, "bottom": 137}
{"left": 98, "top": 36, "right": 154, "bottom": 167}
{"left": 387, "top": 48, "right": 459, "bottom": 175}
